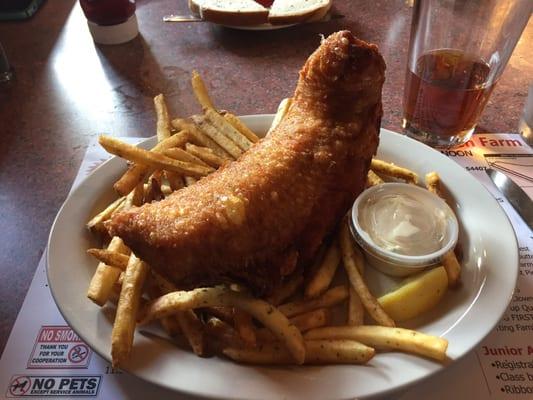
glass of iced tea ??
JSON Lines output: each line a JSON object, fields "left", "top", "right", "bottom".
{"left": 402, "top": 0, "right": 532, "bottom": 148}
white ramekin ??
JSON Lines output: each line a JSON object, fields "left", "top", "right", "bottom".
{"left": 350, "top": 183, "right": 459, "bottom": 277}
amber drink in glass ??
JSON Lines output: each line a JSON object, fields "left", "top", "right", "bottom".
{"left": 403, "top": 0, "right": 532, "bottom": 148}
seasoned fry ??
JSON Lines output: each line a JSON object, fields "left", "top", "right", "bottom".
{"left": 256, "top": 309, "right": 328, "bottom": 342}
{"left": 204, "top": 306, "right": 234, "bottom": 323}
{"left": 205, "top": 316, "right": 242, "bottom": 349}
{"left": 112, "top": 131, "right": 190, "bottom": 196}
{"left": 223, "top": 339, "right": 374, "bottom": 365}
{"left": 305, "top": 326, "right": 448, "bottom": 361}
{"left": 223, "top": 112, "right": 260, "bottom": 143}
{"left": 159, "top": 316, "right": 182, "bottom": 337}
{"left": 371, "top": 159, "right": 418, "bottom": 184}
{"left": 172, "top": 118, "right": 231, "bottom": 159}
{"left": 339, "top": 221, "right": 395, "bottom": 327}
{"left": 144, "top": 174, "right": 164, "bottom": 203}
{"left": 99, "top": 135, "right": 214, "bottom": 178}
{"left": 184, "top": 177, "right": 197, "bottom": 186}
{"left": 424, "top": 172, "right": 461, "bottom": 287}
{"left": 154, "top": 94, "right": 171, "bottom": 142}
{"left": 204, "top": 108, "right": 253, "bottom": 151}
{"left": 265, "top": 273, "right": 304, "bottom": 306}
{"left": 177, "top": 309, "right": 206, "bottom": 356}
{"left": 268, "top": 97, "right": 292, "bottom": 134}
{"left": 441, "top": 250, "right": 461, "bottom": 288}
{"left": 191, "top": 70, "right": 216, "bottom": 110}
{"left": 366, "top": 169, "right": 384, "bottom": 187}
{"left": 87, "top": 237, "right": 130, "bottom": 306}
{"left": 278, "top": 285, "right": 349, "bottom": 318}
{"left": 347, "top": 287, "right": 364, "bottom": 326}
{"left": 139, "top": 286, "right": 305, "bottom": 364}
{"left": 163, "top": 147, "right": 209, "bottom": 167}
{"left": 87, "top": 248, "right": 130, "bottom": 270}
{"left": 290, "top": 308, "right": 329, "bottom": 332}
{"left": 234, "top": 310, "right": 257, "bottom": 347}
{"left": 114, "top": 164, "right": 150, "bottom": 197}
{"left": 425, "top": 171, "right": 442, "bottom": 197}
{"left": 165, "top": 171, "right": 184, "bottom": 191}
{"left": 305, "top": 240, "right": 341, "bottom": 298}
{"left": 111, "top": 254, "right": 150, "bottom": 367}
{"left": 131, "top": 181, "right": 145, "bottom": 207}
{"left": 192, "top": 115, "right": 243, "bottom": 159}
{"left": 87, "top": 196, "right": 125, "bottom": 234}
{"left": 185, "top": 143, "right": 227, "bottom": 168}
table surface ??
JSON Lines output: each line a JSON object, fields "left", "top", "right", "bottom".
{"left": 0, "top": 0, "right": 531, "bottom": 355}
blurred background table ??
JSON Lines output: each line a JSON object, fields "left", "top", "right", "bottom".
{"left": 0, "top": 0, "right": 531, "bottom": 354}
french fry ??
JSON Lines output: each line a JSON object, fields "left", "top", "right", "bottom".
{"left": 144, "top": 174, "right": 164, "bottom": 203}
{"left": 139, "top": 286, "right": 305, "bottom": 364}
{"left": 290, "top": 308, "right": 329, "bottom": 332}
{"left": 112, "top": 131, "right": 190, "bottom": 196}
{"left": 184, "top": 177, "right": 197, "bottom": 186}
{"left": 223, "top": 339, "right": 374, "bottom": 365}
{"left": 172, "top": 119, "right": 232, "bottom": 159}
{"left": 425, "top": 171, "right": 442, "bottom": 197}
{"left": 339, "top": 221, "right": 395, "bottom": 327}
{"left": 223, "top": 112, "right": 260, "bottom": 143}
{"left": 99, "top": 135, "right": 214, "bottom": 178}
{"left": 347, "top": 287, "right": 364, "bottom": 326}
{"left": 191, "top": 70, "right": 216, "bottom": 110}
{"left": 87, "top": 248, "right": 130, "bottom": 270}
{"left": 304, "top": 326, "right": 448, "bottom": 361}
{"left": 165, "top": 170, "right": 185, "bottom": 191}
{"left": 185, "top": 143, "right": 227, "bottom": 168}
{"left": 265, "top": 273, "right": 304, "bottom": 306}
{"left": 159, "top": 316, "right": 182, "bottom": 337}
{"left": 278, "top": 285, "right": 349, "bottom": 318}
{"left": 234, "top": 310, "right": 257, "bottom": 347}
{"left": 205, "top": 316, "right": 242, "bottom": 349}
{"left": 192, "top": 115, "right": 243, "bottom": 159}
{"left": 204, "top": 108, "right": 253, "bottom": 151}
{"left": 305, "top": 239, "right": 341, "bottom": 298}
{"left": 86, "top": 196, "right": 125, "bottom": 234}
{"left": 441, "top": 250, "right": 461, "bottom": 288}
{"left": 111, "top": 254, "right": 150, "bottom": 367}
{"left": 366, "top": 169, "right": 384, "bottom": 187}
{"left": 370, "top": 159, "right": 419, "bottom": 184}
{"left": 154, "top": 94, "right": 171, "bottom": 142}
{"left": 177, "top": 309, "right": 206, "bottom": 356}
{"left": 424, "top": 172, "right": 461, "bottom": 287}
{"left": 87, "top": 237, "right": 130, "bottom": 306}
{"left": 114, "top": 164, "right": 150, "bottom": 197}
{"left": 131, "top": 181, "right": 145, "bottom": 206}
{"left": 268, "top": 97, "right": 292, "bottom": 134}
{"left": 163, "top": 147, "right": 209, "bottom": 167}
{"left": 204, "top": 306, "right": 235, "bottom": 323}
{"left": 256, "top": 309, "right": 328, "bottom": 342}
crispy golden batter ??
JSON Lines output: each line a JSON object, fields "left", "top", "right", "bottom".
{"left": 108, "top": 31, "right": 385, "bottom": 294}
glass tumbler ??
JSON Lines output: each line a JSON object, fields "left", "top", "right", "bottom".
{"left": 402, "top": 0, "right": 532, "bottom": 148}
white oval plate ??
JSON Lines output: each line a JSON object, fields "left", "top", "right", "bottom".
{"left": 47, "top": 115, "right": 518, "bottom": 400}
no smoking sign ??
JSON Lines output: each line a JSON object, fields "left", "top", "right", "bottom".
{"left": 27, "top": 326, "right": 92, "bottom": 369}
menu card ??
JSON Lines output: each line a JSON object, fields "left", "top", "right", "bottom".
{"left": 1, "top": 133, "right": 531, "bottom": 400}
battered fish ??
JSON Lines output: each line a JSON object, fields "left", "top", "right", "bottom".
{"left": 108, "top": 31, "right": 385, "bottom": 294}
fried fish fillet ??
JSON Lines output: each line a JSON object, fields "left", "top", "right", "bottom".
{"left": 107, "top": 31, "right": 385, "bottom": 294}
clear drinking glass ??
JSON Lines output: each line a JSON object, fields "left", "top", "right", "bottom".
{"left": 402, "top": 0, "right": 532, "bottom": 148}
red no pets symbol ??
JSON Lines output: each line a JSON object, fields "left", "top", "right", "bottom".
{"left": 9, "top": 376, "right": 31, "bottom": 396}
{"left": 68, "top": 344, "right": 89, "bottom": 364}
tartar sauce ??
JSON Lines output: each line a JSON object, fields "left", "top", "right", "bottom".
{"left": 358, "top": 192, "right": 448, "bottom": 256}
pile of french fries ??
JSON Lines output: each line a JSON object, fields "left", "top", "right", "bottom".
{"left": 86, "top": 72, "right": 459, "bottom": 369}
